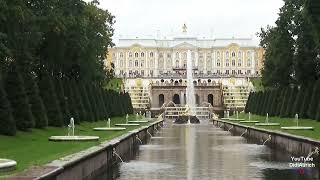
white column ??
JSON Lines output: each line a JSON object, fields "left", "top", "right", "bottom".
{"left": 195, "top": 51, "right": 199, "bottom": 67}
{"left": 163, "top": 52, "right": 167, "bottom": 72}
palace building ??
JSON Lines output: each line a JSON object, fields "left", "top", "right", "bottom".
{"left": 106, "top": 25, "right": 263, "bottom": 116}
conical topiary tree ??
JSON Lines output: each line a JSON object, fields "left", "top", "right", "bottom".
{"left": 24, "top": 73, "right": 48, "bottom": 128}
{"left": 0, "top": 75, "right": 16, "bottom": 136}
{"left": 284, "top": 87, "right": 297, "bottom": 117}
{"left": 292, "top": 86, "right": 305, "bottom": 117}
{"left": 80, "top": 83, "right": 94, "bottom": 121}
{"left": 5, "top": 66, "right": 35, "bottom": 130}
{"left": 38, "top": 71, "right": 64, "bottom": 127}
{"left": 72, "top": 80, "right": 86, "bottom": 122}
{"left": 307, "top": 79, "right": 320, "bottom": 119}
{"left": 54, "top": 78, "right": 71, "bottom": 125}
{"left": 63, "top": 80, "right": 80, "bottom": 124}
{"left": 299, "top": 83, "right": 314, "bottom": 119}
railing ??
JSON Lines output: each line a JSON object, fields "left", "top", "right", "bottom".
{"left": 164, "top": 106, "right": 212, "bottom": 120}
{"left": 117, "top": 73, "right": 261, "bottom": 79}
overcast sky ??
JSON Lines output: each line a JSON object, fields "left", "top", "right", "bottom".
{"left": 91, "top": 0, "right": 284, "bottom": 41}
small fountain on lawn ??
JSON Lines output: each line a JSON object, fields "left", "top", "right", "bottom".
{"left": 115, "top": 114, "right": 140, "bottom": 127}
{"left": 229, "top": 111, "right": 245, "bottom": 121}
{"left": 49, "top": 117, "right": 99, "bottom": 141}
{"left": 93, "top": 118, "right": 126, "bottom": 131}
{"left": 281, "top": 114, "right": 314, "bottom": 130}
{"left": 255, "top": 113, "right": 280, "bottom": 126}
{"left": 0, "top": 158, "right": 17, "bottom": 172}
{"left": 128, "top": 113, "right": 149, "bottom": 123}
{"left": 240, "top": 112, "right": 259, "bottom": 123}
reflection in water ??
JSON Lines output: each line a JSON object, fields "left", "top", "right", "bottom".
{"left": 109, "top": 120, "right": 318, "bottom": 180}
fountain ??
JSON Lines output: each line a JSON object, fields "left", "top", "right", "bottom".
{"left": 0, "top": 159, "right": 17, "bottom": 172}
{"left": 174, "top": 50, "right": 200, "bottom": 124}
{"left": 115, "top": 114, "right": 140, "bottom": 127}
{"left": 229, "top": 111, "right": 245, "bottom": 121}
{"left": 262, "top": 135, "right": 272, "bottom": 145}
{"left": 128, "top": 113, "right": 149, "bottom": 123}
{"left": 113, "top": 148, "right": 124, "bottom": 163}
{"left": 281, "top": 114, "right": 314, "bottom": 130}
{"left": 221, "top": 110, "right": 230, "bottom": 120}
{"left": 240, "top": 112, "right": 259, "bottom": 123}
{"left": 49, "top": 117, "right": 99, "bottom": 141}
{"left": 255, "top": 113, "right": 280, "bottom": 126}
{"left": 93, "top": 118, "right": 126, "bottom": 131}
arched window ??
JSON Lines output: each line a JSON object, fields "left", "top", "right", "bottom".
{"left": 232, "top": 59, "right": 236, "bottom": 66}
{"left": 195, "top": 94, "right": 200, "bottom": 105}
{"left": 159, "top": 94, "right": 164, "bottom": 107}
{"left": 135, "top": 52, "right": 139, "bottom": 58}
{"left": 247, "top": 51, "right": 251, "bottom": 57}
{"left": 238, "top": 59, "right": 242, "bottom": 66}
{"left": 135, "top": 60, "right": 139, "bottom": 67}
{"left": 226, "top": 59, "right": 230, "bottom": 67}
{"left": 247, "top": 59, "right": 251, "bottom": 67}
{"left": 217, "top": 59, "right": 221, "bottom": 66}
{"left": 226, "top": 51, "right": 229, "bottom": 58}
{"left": 141, "top": 60, "right": 144, "bottom": 67}
{"left": 167, "top": 53, "right": 171, "bottom": 58}
{"left": 238, "top": 51, "right": 242, "bottom": 57}
{"left": 120, "top": 52, "right": 124, "bottom": 58}
{"left": 141, "top": 52, "right": 144, "bottom": 57}
{"left": 231, "top": 52, "right": 236, "bottom": 57}
{"left": 120, "top": 60, "right": 124, "bottom": 67}
{"left": 150, "top": 52, "right": 154, "bottom": 57}
{"left": 183, "top": 52, "right": 187, "bottom": 58}
{"left": 129, "top": 52, "right": 133, "bottom": 57}
{"left": 159, "top": 53, "right": 163, "bottom": 58}
{"left": 150, "top": 59, "right": 154, "bottom": 67}
{"left": 172, "top": 94, "right": 180, "bottom": 104}
{"left": 176, "top": 52, "right": 179, "bottom": 58}
{"left": 129, "top": 60, "right": 133, "bottom": 67}
{"left": 217, "top": 51, "right": 220, "bottom": 57}
{"left": 208, "top": 94, "right": 213, "bottom": 106}
{"left": 176, "top": 60, "right": 179, "bottom": 67}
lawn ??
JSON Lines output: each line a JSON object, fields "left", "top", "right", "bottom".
{"left": 0, "top": 115, "right": 148, "bottom": 177}
{"left": 227, "top": 113, "right": 320, "bottom": 141}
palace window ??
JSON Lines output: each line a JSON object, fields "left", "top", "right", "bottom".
{"left": 238, "top": 59, "right": 242, "bottom": 66}
{"left": 191, "top": 52, "right": 195, "bottom": 58}
{"left": 232, "top": 60, "right": 236, "bottom": 66}
{"left": 226, "top": 52, "right": 229, "bottom": 58}
{"left": 231, "top": 52, "right": 236, "bottom": 57}
{"left": 247, "top": 51, "right": 251, "bottom": 57}
{"left": 183, "top": 52, "right": 187, "bottom": 58}
{"left": 129, "top": 60, "right": 133, "bottom": 67}
{"left": 255, "top": 59, "right": 259, "bottom": 66}
{"left": 226, "top": 70, "right": 230, "bottom": 74}
{"left": 217, "top": 70, "right": 221, "bottom": 74}
{"left": 159, "top": 53, "right": 163, "bottom": 58}
{"left": 217, "top": 59, "right": 221, "bottom": 67}
{"left": 141, "top": 70, "right": 144, "bottom": 76}
{"left": 226, "top": 59, "right": 230, "bottom": 67}
{"left": 135, "top": 60, "right": 139, "bottom": 67}
{"left": 135, "top": 52, "right": 139, "bottom": 58}
{"left": 141, "top": 52, "right": 145, "bottom": 57}
{"left": 207, "top": 53, "right": 211, "bottom": 58}
{"left": 217, "top": 51, "right": 220, "bottom": 57}
{"left": 247, "top": 70, "right": 251, "bottom": 74}
{"left": 150, "top": 52, "right": 154, "bottom": 57}
{"left": 120, "top": 52, "right": 124, "bottom": 58}
{"left": 141, "top": 60, "right": 144, "bottom": 67}
{"left": 150, "top": 60, "right": 154, "bottom": 67}
{"left": 176, "top": 60, "right": 179, "bottom": 67}
{"left": 176, "top": 52, "right": 179, "bottom": 58}
{"left": 231, "top": 70, "right": 236, "bottom": 75}
{"left": 238, "top": 70, "right": 242, "bottom": 74}
{"left": 247, "top": 59, "right": 251, "bottom": 67}
{"left": 120, "top": 60, "right": 124, "bottom": 67}
{"left": 166, "top": 53, "right": 171, "bottom": 58}
{"left": 129, "top": 52, "right": 132, "bottom": 57}
{"left": 199, "top": 53, "right": 203, "bottom": 58}
{"left": 238, "top": 51, "right": 242, "bottom": 57}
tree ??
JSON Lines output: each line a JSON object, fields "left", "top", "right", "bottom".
{"left": 292, "top": 86, "right": 305, "bottom": 117}
{"left": 299, "top": 83, "right": 314, "bottom": 118}
{"left": 63, "top": 80, "right": 80, "bottom": 124}
{"left": 5, "top": 66, "right": 35, "bottom": 130}
{"left": 54, "top": 78, "right": 71, "bottom": 125}
{"left": 38, "top": 72, "right": 63, "bottom": 127}
{"left": 80, "top": 83, "right": 94, "bottom": 121}
{"left": 0, "top": 74, "right": 16, "bottom": 135}
{"left": 307, "top": 80, "right": 320, "bottom": 119}
{"left": 24, "top": 73, "right": 48, "bottom": 128}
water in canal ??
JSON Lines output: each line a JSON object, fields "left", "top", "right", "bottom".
{"left": 108, "top": 120, "right": 319, "bottom": 180}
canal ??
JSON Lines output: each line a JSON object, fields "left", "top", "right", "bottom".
{"left": 103, "top": 120, "right": 318, "bottom": 180}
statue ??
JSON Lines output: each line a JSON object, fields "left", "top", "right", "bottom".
{"left": 182, "top": 23, "right": 187, "bottom": 33}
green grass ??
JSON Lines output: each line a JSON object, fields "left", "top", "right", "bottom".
{"left": 228, "top": 113, "right": 320, "bottom": 141}
{"left": 104, "top": 78, "right": 123, "bottom": 92}
{"left": 0, "top": 115, "right": 148, "bottom": 177}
